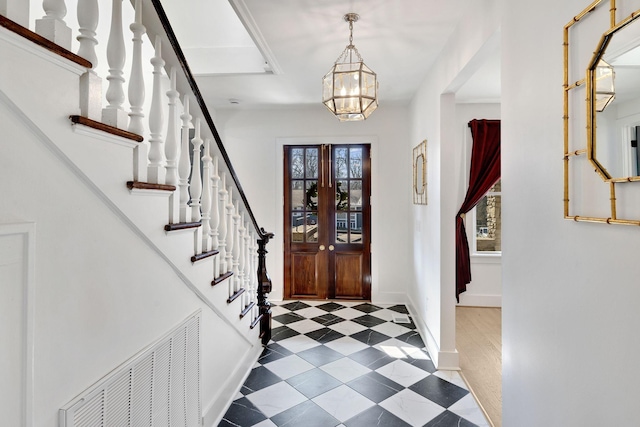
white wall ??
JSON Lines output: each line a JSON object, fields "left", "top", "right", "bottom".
{"left": 502, "top": 0, "right": 640, "bottom": 424}
{"left": 456, "top": 102, "right": 502, "bottom": 307}
{"left": 215, "top": 104, "right": 412, "bottom": 304}
{"left": 407, "top": 0, "right": 501, "bottom": 369}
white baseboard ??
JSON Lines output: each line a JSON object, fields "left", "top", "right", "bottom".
{"left": 202, "top": 342, "right": 263, "bottom": 427}
{"left": 371, "top": 291, "right": 407, "bottom": 305}
{"left": 435, "top": 350, "right": 460, "bottom": 371}
{"left": 406, "top": 295, "right": 460, "bottom": 371}
{"left": 457, "top": 294, "right": 502, "bottom": 307}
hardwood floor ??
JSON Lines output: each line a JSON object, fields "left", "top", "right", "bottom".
{"left": 456, "top": 306, "right": 502, "bottom": 427}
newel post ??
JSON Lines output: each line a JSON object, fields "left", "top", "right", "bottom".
{"left": 257, "top": 228, "right": 274, "bottom": 346}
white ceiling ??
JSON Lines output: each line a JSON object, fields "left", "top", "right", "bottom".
{"left": 161, "top": 0, "right": 501, "bottom": 110}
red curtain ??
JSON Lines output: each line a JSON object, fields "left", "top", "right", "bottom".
{"left": 455, "top": 119, "right": 501, "bottom": 302}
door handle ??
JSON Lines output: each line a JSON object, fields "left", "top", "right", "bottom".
{"left": 329, "top": 245, "right": 335, "bottom": 251}
{"left": 319, "top": 245, "right": 326, "bottom": 251}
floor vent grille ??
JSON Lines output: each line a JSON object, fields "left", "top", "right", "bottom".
{"left": 59, "top": 311, "right": 201, "bottom": 427}
{"left": 392, "top": 313, "right": 411, "bottom": 324}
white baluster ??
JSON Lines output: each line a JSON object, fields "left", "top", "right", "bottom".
{"left": 77, "top": 0, "right": 102, "bottom": 121}
{"left": 147, "top": 35, "right": 165, "bottom": 183}
{"left": 165, "top": 67, "right": 180, "bottom": 186}
{"left": 243, "top": 221, "right": 251, "bottom": 304}
{"left": 245, "top": 230, "right": 252, "bottom": 308}
{"left": 179, "top": 95, "right": 192, "bottom": 223}
{"left": 250, "top": 231, "right": 258, "bottom": 319}
{"left": 40, "top": 0, "right": 66, "bottom": 20}
{"left": 190, "top": 119, "right": 203, "bottom": 222}
{"left": 225, "top": 187, "right": 234, "bottom": 280}
{"left": 102, "top": 0, "right": 128, "bottom": 127}
{"left": 251, "top": 235, "right": 259, "bottom": 319}
{"left": 240, "top": 225, "right": 247, "bottom": 307}
{"left": 252, "top": 236, "right": 258, "bottom": 302}
{"left": 77, "top": 0, "right": 98, "bottom": 66}
{"left": 237, "top": 212, "right": 246, "bottom": 294}
{"left": 232, "top": 200, "right": 241, "bottom": 293}
{"left": 128, "top": 0, "right": 146, "bottom": 136}
{"left": 211, "top": 157, "right": 221, "bottom": 274}
{"left": 165, "top": 67, "right": 179, "bottom": 224}
{"left": 242, "top": 220, "right": 249, "bottom": 307}
{"left": 0, "top": 0, "right": 29, "bottom": 26}
{"left": 36, "top": 0, "right": 72, "bottom": 49}
{"left": 201, "top": 138, "right": 212, "bottom": 252}
{"left": 217, "top": 173, "right": 228, "bottom": 275}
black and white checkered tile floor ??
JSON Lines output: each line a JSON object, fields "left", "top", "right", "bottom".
{"left": 219, "top": 301, "right": 489, "bottom": 427}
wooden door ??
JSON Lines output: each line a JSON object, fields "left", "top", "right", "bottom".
{"left": 284, "top": 144, "right": 371, "bottom": 300}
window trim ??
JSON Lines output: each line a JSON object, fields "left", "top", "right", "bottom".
{"left": 468, "top": 189, "right": 502, "bottom": 258}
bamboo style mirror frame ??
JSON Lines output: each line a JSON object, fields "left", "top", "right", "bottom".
{"left": 564, "top": 0, "right": 640, "bottom": 225}
{"left": 413, "top": 140, "right": 427, "bottom": 205}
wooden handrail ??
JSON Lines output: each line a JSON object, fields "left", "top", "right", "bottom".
{"left": 148, "top": 0, "right": 267, "bottom": 240}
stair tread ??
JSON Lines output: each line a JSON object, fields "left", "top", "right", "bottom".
{"left": 240, "top": 301, "right": 256, "bottom": 319}
{"left": 164, "top": 221, "right": 201, "bottom": 231}
{"left": 212, "top": 271, "right": 233, "bottom": 286}
{"left": 227, "top": 288, "right": 245, "bottom": 304}
{"left": 191, "top": 250, "right": 219, "bottom": 263}
{"left": 251, "top": 314, "right": 262, "bottom": 329}
{"left": 71, "top": 115, "right": 143, "bottom": 142}
{"left": 127, "top": 181, "right": 176, "bottom": 192}
{"left": 0, "top": 15, "right": 92, "bottom": 68}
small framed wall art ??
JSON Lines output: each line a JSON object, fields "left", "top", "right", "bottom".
{"left": 413, "top": 140, "right": 427, "bottom": 204}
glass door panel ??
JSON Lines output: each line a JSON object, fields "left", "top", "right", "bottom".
{"left": 289, "top": 148, "right": 320, "bottom": 244}
{"left": 333, "top": 146, "right": 364, "bottom": 246}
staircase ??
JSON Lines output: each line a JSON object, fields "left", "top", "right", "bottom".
{"left": 0, "top": 1, "right": 273, "bottom": 425}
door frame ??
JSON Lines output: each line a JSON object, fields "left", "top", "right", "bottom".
{"left": 283, "top": 144, "right": 372, "bottom": 300}
{"left": 274, "top": 136, "right": 379, "bottom": 302}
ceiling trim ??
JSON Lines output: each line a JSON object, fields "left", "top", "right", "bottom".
{"left": 229, "top": 0, "right": 283, "bottom": 75}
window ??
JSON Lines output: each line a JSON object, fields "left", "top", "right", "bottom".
{"left": 473, "top": 179, "right": 501, "bottom": 253}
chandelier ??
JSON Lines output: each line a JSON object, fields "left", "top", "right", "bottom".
{"left": 322, "top": 13, "right": 378, "bottom": 121}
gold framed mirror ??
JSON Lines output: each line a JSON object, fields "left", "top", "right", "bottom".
{"left": 564, "top": 0, "right": 640, "bottom": 225}
{"left": 588, "top": 11, "right": 640, "bottom": 182}
{"left": 413, "top": 140, "right": 427, "bottom": 205}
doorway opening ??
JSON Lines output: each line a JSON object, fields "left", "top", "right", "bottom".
{"left": 283, "top": 144, "right": 371, "bottom": 300}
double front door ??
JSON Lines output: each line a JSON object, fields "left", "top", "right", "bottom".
{"left": 284, "top": 144, "right": 371, "bottom": 300}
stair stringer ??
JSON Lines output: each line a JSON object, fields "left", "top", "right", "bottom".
{"left": 1, "top": 27, "right": 257, "bottom": 330}
{"left": 1, "top": 85, "right": 253, "bottom": 338}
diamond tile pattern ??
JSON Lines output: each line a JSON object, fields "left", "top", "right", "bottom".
{"left": 219, "top": 301, "right": 488, "bottom": 427}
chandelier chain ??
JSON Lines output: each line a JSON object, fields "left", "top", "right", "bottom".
{"left": 334, "top": 45, "right": 363, "bottom": 65}
{"left": 349, "top": 20, "right": 353, "bottom": 45}
{"left": 333, "top": 16, "right": 363, "bottom": 64}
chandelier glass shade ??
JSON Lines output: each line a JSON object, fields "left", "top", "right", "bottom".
{"left": 322, "top": 13, "right": 378, "bottom": 121}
